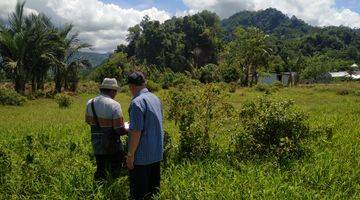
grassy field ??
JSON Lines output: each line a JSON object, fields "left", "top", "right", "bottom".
{"left": 0, "top": 83, "right": 359, "bottom": 199}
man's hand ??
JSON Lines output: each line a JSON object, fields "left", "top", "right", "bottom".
{"left": 126, "top": 154, "right": 134, "bottom": 170}
{"left": 127, "top": 130, "right": 141, "bottom": 170}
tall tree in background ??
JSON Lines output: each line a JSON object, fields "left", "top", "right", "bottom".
{"left": 222, "top": 27, "right": 272, "bottom": 86}
{"left": 125, "top": 11, "right": 222, "bottom": 72}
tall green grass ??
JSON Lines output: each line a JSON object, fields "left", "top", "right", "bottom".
{"left": 0, "top": 84, "right": 359, "bottom": 199}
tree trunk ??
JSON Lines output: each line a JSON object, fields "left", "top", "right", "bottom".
{"left": 31, "top": 77, "right": 37, "bottom": 93}
{"left": 247, "top": 64, "right": 252, "bottom": 87}
{"left": 14, "top": 65, "right": 26, "bottom": 94}
{"left": 55, "top": 75, "right": 62, "bottom": 93}
{"left": 15, "top": 76, "right": 26, "bottom": 94}
{"left": 38, "top": 76, "right": 44, "bottom": 90}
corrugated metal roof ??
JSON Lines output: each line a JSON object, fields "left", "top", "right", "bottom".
{"left": 329, "top": 71, "right": 350, "bottom": 77}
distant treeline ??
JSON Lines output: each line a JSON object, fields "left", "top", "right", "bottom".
{"left": 110, "top": 8, "right": 359, "bottom": 85}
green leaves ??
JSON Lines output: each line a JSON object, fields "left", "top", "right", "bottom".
{"left": 236, "top": 97, "right": 310, "bottom": 161}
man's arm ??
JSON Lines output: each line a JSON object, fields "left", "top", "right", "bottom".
{"left": 126, "top": 130, "right": 141, "bottom": 170}
{"left": 126, "top": 102, "right": 144, "bottom": 170}
{"left": 112, "top": 104, "right": 128, "bottom": 135}
{"left": 85, "top": 104, "right": 92, "bottom": 125}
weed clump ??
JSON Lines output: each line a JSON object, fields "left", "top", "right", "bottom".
{"left": 0, "top": 88, "right": 26, "bottom": 106}
{"left": 55, "top": 93, "right": 72, "bottom": 108}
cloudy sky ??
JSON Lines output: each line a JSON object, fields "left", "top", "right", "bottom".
{"left": 1, "top": 0, "right": 359, "bottom": 53}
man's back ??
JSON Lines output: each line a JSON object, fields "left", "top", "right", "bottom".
{"left": 86, "top": 94, "right": 124, "bottom": 155}
{"left": 128, "top": 88, "right": 163, "bottom": 165}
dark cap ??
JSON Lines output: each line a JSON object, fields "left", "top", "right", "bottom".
{"left": 127, "top": 71, "right": 146, "bottom": 85}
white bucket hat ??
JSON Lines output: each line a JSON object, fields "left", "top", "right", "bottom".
{"left": 99, "top": 78, "right": 120, "bottom": 91}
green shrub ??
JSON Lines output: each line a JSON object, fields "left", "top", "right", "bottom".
{"left": 77, "top": 81, "right": 99, "bottom": 94}
{"left": 353, "top": 90, "right": 360, "bottom": 96}
{"left": 55, "top": 93, "right": 72, "bottom": 108}
{"left": 161, "top": 71, "right": 199, "bottom": 89}
{"left": 221, "top": 66, "right": 240, "bottom": 83}
{"left": 336, "top": 89, "right": 350, "bottom": 96}
{"left": 167, "top": 84, "right": 234, "bottom": 160}
{"left": 228, "top": 82, "right": 237, "bottom": 93}
{"left": 235, "top": 97, "right": 310, "bottom": 161}
{"left": 0, "top": 89, "right": 26, "bottom": 106}
{"left": 254, "top": 83, "right": 272, "bottom": 94}
{"left": 146, "top": 80, "right": 161, "bottom": 92}
{"left": 199, "top": 64, "right": 221, "bottom": 83}
{"left": 92, "top": 64, "right": 123, "bottom": 84}
{"left": 273, "top": 81, "right": 284, "bottom": 88}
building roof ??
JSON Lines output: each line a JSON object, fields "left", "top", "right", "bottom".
{"left": 329, "top": 71, "right": 360, "bottom": 79}
{"left": 329, "top": 71, "right": 350, "bottom": 78}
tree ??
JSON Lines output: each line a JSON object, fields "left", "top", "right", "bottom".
{"left": 0, "top": 1, "right": 29, "bottom": 93}
{"left": 65, "top": 59, "right": 91, "bottom": 92}
{"left": 222, "top": 27, "right": 272, "bottom": 86}
{"left": 53, "top": 24, "right": 90, "bottom": 93}
{"left": 300, "top": 55, "right": 332, "bottom": 82}
{"left": 124, "top": 11, "right": 222, "bottom": 72}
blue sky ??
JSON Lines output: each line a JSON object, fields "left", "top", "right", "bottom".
{"left": 101, "top": 0, "right": 188, "bottom": 14}
{"left": 335, "top": 0, "right": 360, "bottom": 13}
{"left": 102, "top": 0, "right": 360, "bottom": 14}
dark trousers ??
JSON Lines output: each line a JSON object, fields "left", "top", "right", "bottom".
{"left": 130, "top": 162, "right": 160, "bottom": 200}
{"left": 94, "top": 153, "right": 124, "bottom": 182}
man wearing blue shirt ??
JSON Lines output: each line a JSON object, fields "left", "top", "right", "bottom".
{"left": 126, "top": 71, "right": 163, "bottom": 200}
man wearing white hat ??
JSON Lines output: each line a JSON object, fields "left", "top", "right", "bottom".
{"left": 85, "top": 78, "right": 128, "bottom": 182}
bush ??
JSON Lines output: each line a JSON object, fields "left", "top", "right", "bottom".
{"left": 161, "top": 70, "right": 199, "bottom": 89}
{"left": 55, "top": 93, "right": 72, "bottom": 108}
{"left": 146, "top": 80, "right": 161, "bottom": 92}
{"left": 353, "top": 90, "right": 360, "bottom": 96}
{"left": 228, "top": 82, "right": 237, "bottom": 93}
{"left": 336, "top": 89, "right": 350, "bottom": 96}
{"left": 273, "top": 81, "right": 284, "bottom": 88}
{"left": 199, "top": 64, "right": 221, "bottom": 83}
{"left": 167, "top": 84, "right": 234, "bottom": 160}
{"left": 235, "top": 97, "right": 310, "bottom": 161}
{"left": 77, "top": 81, "right": 99, "bottom": 94}
{"left": 92, "top": 64, "right": 123, "bottom": 85}
{"left": 221, "top": 66, "right": 240, "bottom": 83}
{"left": 0, "top": 89, "right": 26, "bottom": 106}
{"left": 254, "top": 83, "right": 272, "bottom": 94}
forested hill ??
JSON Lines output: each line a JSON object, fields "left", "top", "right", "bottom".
{"left": 222, "top": 8, "right": 360, "bottom": 61}
{"left": 221, "top": 8, "right": 313, "bottom": 38}
{"left": 71, "top": 52, "right": 111, "bottom": 68}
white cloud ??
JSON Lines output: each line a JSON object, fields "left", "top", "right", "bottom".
{"left": 182, "top": 0, "right": 360, "bottom": 28}
{"left": 1, "top": 0, "right": 360, "bottom": 52}
{"left": 0, "top": 0, "right": 171, "bottom": 53}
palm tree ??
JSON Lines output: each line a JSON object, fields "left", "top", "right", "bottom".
{"left": 0, "top": 2, "right": 61, "bottom": 93}
{"left": 25, "top": 13, "right": 59, "bottom": 91}
{"left": 53, "top": 24, "right": 91, "bottom": 93}
{"left": 0, "top": 1, "right": 28, "bottom": 93}
{"left": 65, "top": 59, "right": 91, "bottom": 92}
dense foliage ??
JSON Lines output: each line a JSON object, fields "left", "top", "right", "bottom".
{"left": 119, "top": 11, "right": 223, "bottom": 72}
{"left": 109, "top": 8, "right": 359, "bottom": 86}
{"left": 0, "top": 88, "right": 26, "bottom": 106}
{"left": 0, "top": 2, "right": 90, "bottom": 94}
{"left": 235, "top": 97, "right": 310, "bottom": 162}
{"left": 167, "top": 84, "right": 235, "bottom": 159}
